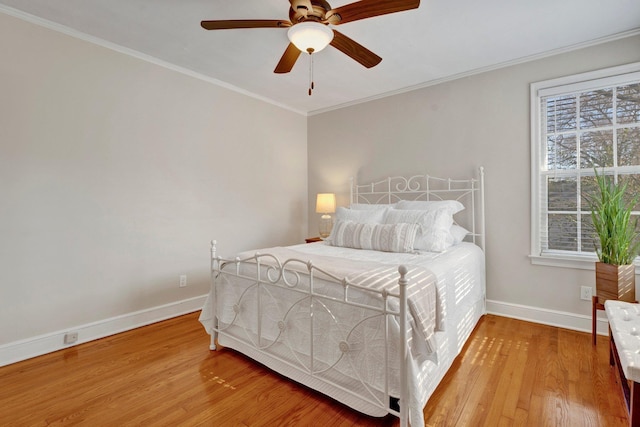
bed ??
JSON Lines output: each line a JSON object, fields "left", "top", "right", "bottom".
{"left": 199, "top": 168, "right": 486, "bottom": 427}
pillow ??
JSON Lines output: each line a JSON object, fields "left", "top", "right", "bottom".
{"left": 396, "top": 200, "right": 464, "bottom": 215}
{"left": 329, "top": 220, "right": 418, "bottom": 253}
{"left": 350, "top": 203, "right": 396, "bottom": 210}
{"left": 383, "top": 208, "right": 431, "bottom": 225}
{"left": 383, "top": 208, "right": 454, "bottom": 252}
{"left": 335, "top": 206, "right": 386, "bottom": 223}
{"left": 449, "top": 224, "right": 470, "bottom": 245}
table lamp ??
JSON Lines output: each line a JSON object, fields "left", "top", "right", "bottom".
{"left": 316, "top": 193, "right": 336, "bottom": 239}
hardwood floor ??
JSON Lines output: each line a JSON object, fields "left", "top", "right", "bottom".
{"left": 0, "top": 313, "right": 628, "bottom": 426}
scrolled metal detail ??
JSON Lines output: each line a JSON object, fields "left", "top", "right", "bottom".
{"left": 279, "top": 259, "right": 304, "bottom": 288}
{"left": 282, "top": 269, "right": 302, "bottom": 288}
{"left": 278, "top": 320, "right": 286, "bottom": 331}
{"left": 266, "top": 264, "right": 282, "bottom": 283}
{"left": 405, "top": 175, "right": 423, "bottom": 192}
{"left": 339, "top": 341, "right": 350, "bottom": 353}
{"left": 393, "top": 176, "right": 410, "bottom": 192}
{"left": 393, "top": 175, "right": 423, "bottom": 193}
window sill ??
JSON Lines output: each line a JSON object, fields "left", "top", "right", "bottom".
{"left": 530, "top": 254, "right": 640, "bottom": 274}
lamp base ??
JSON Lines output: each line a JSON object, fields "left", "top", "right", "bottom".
{"left": 319, "top": 214, "right": 333, "bottom": 239}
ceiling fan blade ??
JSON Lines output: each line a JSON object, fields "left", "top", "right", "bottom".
{"left": 201, "top": 20, "right": 291, "bottom": 30}
{"left": 274, "top": 43, "right": 302, "bottom": 74}
{"left": 326, "top": 0, "right": 420, "bottom": 25}
{"left": 330, "top": 30, "right": 382, "bottom": 68}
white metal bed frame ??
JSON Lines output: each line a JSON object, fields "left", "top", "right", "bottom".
{"left": 351, "top": 167, "right": 485, "bottom": 251}
{"left": 206, "top": 167, "right": 485, "bottom": 427}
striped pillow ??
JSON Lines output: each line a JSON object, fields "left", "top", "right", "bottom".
{"left": 329, "top": 220, "right": 418, "bottom": 253}
{"left": 383, "top": 208, "right": 454, "bottom": 252}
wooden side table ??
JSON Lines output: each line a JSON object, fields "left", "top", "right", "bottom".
{"left": 592, "top": 295, "right": 605, "bottom": 345}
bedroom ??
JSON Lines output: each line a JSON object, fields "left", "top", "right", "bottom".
{"left": 1, "top": 0, "right": 639, "bottom": 425}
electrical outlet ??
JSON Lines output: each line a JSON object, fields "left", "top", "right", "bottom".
{"left": 580, "top": 286, "right": 593, "bottom": 301}
{"left": 64, "top": 332, "right": 78, "bottom": 345}
{"left": 179, "top": 274, "right": 187, "bottom": 288}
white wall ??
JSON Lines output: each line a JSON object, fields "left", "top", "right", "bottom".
{"left": 2, "top": 9, "right": 637, "bottom": 366}
{"left": 0, "top": 12, "right": 307, "bottom": 362}
{"left": 308, "top": 35, "right": 640, "bottom": 332}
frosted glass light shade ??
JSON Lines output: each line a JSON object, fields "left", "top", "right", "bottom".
{"left": 288, "top": 22, "right": 334, "bottom": 53}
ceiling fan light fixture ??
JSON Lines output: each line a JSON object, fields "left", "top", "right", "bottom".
{"left": 287, "top": 22, "right": 334, "bottom": 53}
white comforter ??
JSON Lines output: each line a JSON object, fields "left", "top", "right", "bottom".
{"left": 239, "top": 245, "right": 440, "bottom": 356}
{"left": 199, "top": 241, "right": 485, "bottom": 427}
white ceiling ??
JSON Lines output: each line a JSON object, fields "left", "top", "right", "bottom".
{"left": 1, "top": 0, "right": 639, "bottom": 115}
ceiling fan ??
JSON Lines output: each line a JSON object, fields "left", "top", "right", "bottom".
{"left": 200, "top": 0, "right": 421, "bottom": 75}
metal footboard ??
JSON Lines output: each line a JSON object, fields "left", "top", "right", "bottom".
{"left": 208, "top": 240, "right": 411, "bottom": 426}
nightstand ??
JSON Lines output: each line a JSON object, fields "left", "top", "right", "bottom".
{"left": 305, "top": 237, "right": 322, "bottom": 243}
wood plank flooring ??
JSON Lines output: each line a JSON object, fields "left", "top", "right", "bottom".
{"left": 0, "top": 313, "right": 628, "bottom": 426}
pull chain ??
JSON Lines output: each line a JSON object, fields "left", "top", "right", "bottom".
{"left": 307, "top": 48, "right": 315, "bottom": 96}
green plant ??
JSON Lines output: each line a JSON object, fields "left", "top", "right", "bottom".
{"left": 588, "top": 169, "right": 640, "bottom": 265}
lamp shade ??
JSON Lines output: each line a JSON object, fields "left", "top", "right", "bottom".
{"left": 287, "top": 22, "right": 334, "bottom": 53}
{"left": 316, "top": 193, "right": 336, "bottom": 214}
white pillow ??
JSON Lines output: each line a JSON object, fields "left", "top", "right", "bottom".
{"left": 396, "top": 200, "right": 464, "bottom": 215}
{"left": 383, "top": 208, "right": 454, "bottom": 252}
{"left": 449, "top": 224, "right": 469, "bottom": 245}
{"left": 329, "top": 220, "right": 418, "bottom": 253}
{"left": 335, "top": 206, "right": 386, "bottom": 223}
{"left": 350, "top": 203, "right": 396, "bottom": 210}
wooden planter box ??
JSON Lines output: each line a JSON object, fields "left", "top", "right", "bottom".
{"left": 595, "top": 262, "right": 636, "bottom": 303}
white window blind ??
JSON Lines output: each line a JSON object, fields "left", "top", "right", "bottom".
{"left": 531, "top": 63, "right": 640, "bottom": 265}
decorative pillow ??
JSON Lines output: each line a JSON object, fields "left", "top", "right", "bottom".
{"left": 329, "top": 220, "right": 418, "bottom": 253}
{"left": 449, "top": 224, "right": 470, "bottom": 245}
{"left": 350, "top": 203, "right": 396, "bottom": 210}
{"left": 396, "top": 200, "right": 465, "bottom": 215}
{"left": 335, "top": 206, "right": 386, "bottom": 223}
{"left": 383, "top": 208, "right": 454, "bottom": 252}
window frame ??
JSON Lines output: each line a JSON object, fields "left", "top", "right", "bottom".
{"left": 530, "top": 62, "right": 640, "bottom": 270}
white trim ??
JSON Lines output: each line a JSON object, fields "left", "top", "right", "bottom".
{"left": 530, "top": 253, "right": 640, "bottom": 273}
{"left": 530, "top": 61, "right": 640, "bottom": 264}
{"left": 0, "top": 5, "right": 306, "bottom": 117}
{"left": 535, "top": 63, "right": 640, "bottom": 97}
{"left": 0, "top": 295, "right": 207, "bottom": 367}
{"left": 529, "top": 254, "right": 598, "bottom": 270}
{"left": 1, "top": 4, "right": 638, "bottom": 117}
{"left": 486, "top": 299, "right": 609, "bottom": 336}
{"left": 530, "top": 81, "right": 543, "bottom": 260}
{"left": 309, "top": 29, "right": 640, "bottom": 116}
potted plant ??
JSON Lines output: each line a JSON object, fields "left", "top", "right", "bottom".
{"left": 588, "top": 169, "right": 640, "bottom": 303}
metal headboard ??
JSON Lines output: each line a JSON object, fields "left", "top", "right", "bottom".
{"left": 350, "top": 167, "right": 486, "bottom": 250}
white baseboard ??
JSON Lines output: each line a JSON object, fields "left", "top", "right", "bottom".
{"left": 0, "top": 295, "right": 207, "bottom": 367}
{"left": 486, "top": 299, "right": 608, "bottom": 336}
{"left": 1, "top": 297, "right": 606, "bottom": 368}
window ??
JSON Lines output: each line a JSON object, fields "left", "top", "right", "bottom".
{"left": 531, "top": 63, "right": 640, "bottom": 268}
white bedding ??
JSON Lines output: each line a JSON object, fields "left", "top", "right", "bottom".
{"left": 240, "top": 245, "right": 440, "bottom": 355}
{"left": 199, "top": 241, "right": 485, "bottom": 427}
{"left": 289, "top": 241, "right": 485, "bottom": 327}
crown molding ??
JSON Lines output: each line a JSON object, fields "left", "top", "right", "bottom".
{"left": 308, "top": 28, "right": 640, "bottom": 116}
{"left": 0, "top": 5, "right": 307, "bottom": 116}
{"left": 2, "top": 5, "right": 638, "bottom": 118}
